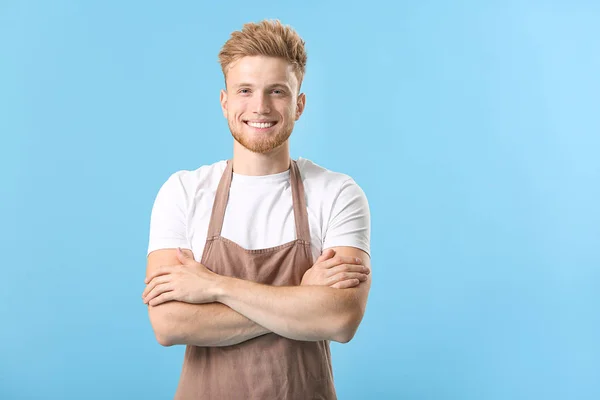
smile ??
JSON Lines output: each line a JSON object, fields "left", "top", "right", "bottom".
{"left": 244, "top": 120, "right": 277, "bottom": 130}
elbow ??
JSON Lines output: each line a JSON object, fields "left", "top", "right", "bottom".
{"left": 148, "top": 305, "right": 179, "bottom": 347}
{"left": 335, "top": 323, "right": 359, "bottom": 344}
{"left": 155, "top": 332, "right": 175, "bottom": 347}
{"left": 152, "top": 321, "right": 177, "bottom": 347}
{"left": 334, "top": 330, "right": 356, "bottom": 344}
{"left": 333, "top": 311, "right": 363, "bottom": 344}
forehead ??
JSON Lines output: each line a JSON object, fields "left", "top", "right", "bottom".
{"left": 226, "top": 56, "right": 297, "bottom": 87}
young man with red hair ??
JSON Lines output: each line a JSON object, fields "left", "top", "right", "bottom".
{"left": 143, "top": 19, "right": 372, "bottom": 399}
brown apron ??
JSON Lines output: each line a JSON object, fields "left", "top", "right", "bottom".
{"left": 174, "top": 159, "right": 337, "bottom": 400}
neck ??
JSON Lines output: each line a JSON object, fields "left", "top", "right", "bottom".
{"left": 232, "top": 140, "right": 291, "bottom": 176}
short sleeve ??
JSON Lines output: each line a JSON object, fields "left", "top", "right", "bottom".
{"left": 322, "top": 178, "right": 371, "bottom": 257}
{"left": 147, "top": 172, "right": 191, "bottom": 256}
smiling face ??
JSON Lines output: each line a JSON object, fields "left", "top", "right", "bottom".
{"left": 220, "top": 56, "right": 305, "bottom": 154}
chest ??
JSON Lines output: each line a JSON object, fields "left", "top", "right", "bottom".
{"left": 186, "top": 184, "right": 324, "bottom": 262}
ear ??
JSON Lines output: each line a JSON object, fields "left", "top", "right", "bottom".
{"left": 220, "top": 89, "right": 228, "bottom": 119}
{"left": 295, "top": 92, "right": 306, "bottom": 121}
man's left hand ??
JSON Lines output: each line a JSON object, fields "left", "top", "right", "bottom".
{"left": 142, "top": 248, "right": 221, "bottom": 306}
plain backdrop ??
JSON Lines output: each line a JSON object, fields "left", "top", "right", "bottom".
{"left": 1, "top": 1, "right": 599, "bottom": 399}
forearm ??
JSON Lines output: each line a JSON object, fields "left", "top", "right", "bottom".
{"left": 216, "top": 277, "right": 361, "bottom": 343}
{"left": 148, "top": 301, "right": 270, "bottom": 347}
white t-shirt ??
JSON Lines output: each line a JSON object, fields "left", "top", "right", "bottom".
{"left": 147, "top": 157, "right": 370, "bottom": 263}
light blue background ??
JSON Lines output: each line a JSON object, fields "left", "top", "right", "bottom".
{"left": 1, "top": 1, "right": 598, "bottom": 399}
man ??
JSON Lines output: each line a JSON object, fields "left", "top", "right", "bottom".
{"left": 142, "top": 19, "right": 372, "bottom": 399}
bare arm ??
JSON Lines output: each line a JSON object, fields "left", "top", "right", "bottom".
{"left": 145, "top": 247, "right": 370, "bottom": 346}
{"left": 146, "top": 248, "right": 270, "bottom": 347}
{"left": 215, "top": 246, "right": 372, "bottom": 343}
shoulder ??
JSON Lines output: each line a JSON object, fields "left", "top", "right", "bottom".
{"left": 162, "top": 159, "right": 228, "bottom": 194}
{"left": 297, "top": 157, "right": 353, "bottom": 186}
{"left": 296, "top": 157, "right": 365, "bottom": 196}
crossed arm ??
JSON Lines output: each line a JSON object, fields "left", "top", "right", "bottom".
{"left": 145, "top": 246, "right": 371, "bottom": 347}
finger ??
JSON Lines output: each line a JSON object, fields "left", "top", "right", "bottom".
{"left": 144, "top": 283, "right": 173, "bottom": 304}
{"left": 142, "top": 275, "right": 170, "bottom": 298}
{"left": 144, "top": 283, "right": 172, "bottom": 305}
{"left": 328, "top": 272, "right": 368, "bottom": 286}
{"left": 331, "top": 279, "right": 360, "bottom": 289}
{"left": 145, "top": 265, "right": 176, "bottom": 284}
{"left": 315, "top": 248, "right": 335, "bottom": 263}
{"left": 145, "top": 266, "right": 167, "bottom": 284}
{"left": 177, "top": 247, "right": 190, "bottom": 263}
{"left": 327, "top": 264, "right": 370, "bottom": 277}
{"left": 177, "top": 247, "right": 199, "bottom": 266}
{"left": 148, "top": 290, "right": 175, "bottom": 307}
{"left": 319, "top": 255, "right": 363, "bottom": 269}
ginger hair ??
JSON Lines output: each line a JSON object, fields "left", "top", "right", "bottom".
{"left": 218, "top": 19, "right": 307, "bottom": 91}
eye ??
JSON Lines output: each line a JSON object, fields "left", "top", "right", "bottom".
{"left": 272, "top": 89, "right": 285, "bottom": 95}
{"left": 239, "top": 88, "right": 251, "bottom": 94}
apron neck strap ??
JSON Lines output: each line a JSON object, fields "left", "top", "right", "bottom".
{"left": 206, "top": 159, "right": 311, "bottom": 244}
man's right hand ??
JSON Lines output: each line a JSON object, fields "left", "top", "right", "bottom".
{"left": 300, "top": 248, "right": 370, "bottom": 289}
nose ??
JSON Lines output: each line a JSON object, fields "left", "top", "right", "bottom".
{"left": 253, "top": 92, "right": 271, "bottom": 115}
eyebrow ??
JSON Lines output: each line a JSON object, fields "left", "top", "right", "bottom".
{"left": 234, "top": 83, "right": 291, "bottom": 90}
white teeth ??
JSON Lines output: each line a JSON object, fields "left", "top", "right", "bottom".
{"left": 247, "top": 121, "right": 275, "bottom": 129}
